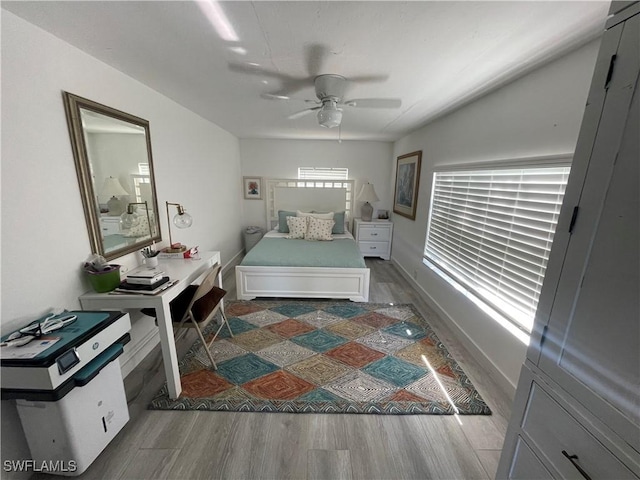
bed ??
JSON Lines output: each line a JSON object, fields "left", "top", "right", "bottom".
{"left": 235, "top": 179, "right": 370, "bottom": 302}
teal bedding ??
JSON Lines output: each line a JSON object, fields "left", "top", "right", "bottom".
{"left": 241, "top": 237, "right": 366, "bottom": 268}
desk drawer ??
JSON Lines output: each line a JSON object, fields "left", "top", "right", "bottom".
{"left": 358, "top": 226, "right": 390, "bottom": 241}
{"left": 522, "top": 383, "right": 636, "bottom": 479}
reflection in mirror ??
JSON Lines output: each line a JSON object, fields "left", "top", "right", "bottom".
{"left": 63, "top": 92, "right": 161, "bottom": 260}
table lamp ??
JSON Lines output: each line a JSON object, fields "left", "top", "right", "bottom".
{"left": 165, "top": 201, "right": 193, "bottom": 252}
{"left": 102, "top": 177, "right": 129, "bottom": 216}
{"left": 120, "top": 201, "right": 153, "bottom": 238}
{"left": 357, "top": 183, "right": 379, "bottom": 221}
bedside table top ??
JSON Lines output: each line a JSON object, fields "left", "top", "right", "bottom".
{"left": 355, "top": 218, "right": 392, "bottom": 224}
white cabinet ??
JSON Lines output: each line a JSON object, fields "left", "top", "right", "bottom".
{"left": 354, "top": 219, "right": 393, "bottom": 260}
{"left": 498, "top": 4, "right": 640, "bottom": 479}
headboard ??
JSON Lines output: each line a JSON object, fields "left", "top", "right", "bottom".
{"left": 265, "top": 178, "right": 354, "bottom": 230}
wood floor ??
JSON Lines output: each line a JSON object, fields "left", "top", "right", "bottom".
{"left": 33, "top": 259, "right": 512, "bottom": 480}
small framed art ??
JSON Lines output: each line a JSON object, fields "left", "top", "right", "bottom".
{"left": 393, "top": 151, "right": 422, "bottom": 220}
{"left": 243, "top": 177, "right": 263, "bottom": 200}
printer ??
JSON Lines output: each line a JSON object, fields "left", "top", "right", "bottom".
{"left": 1, "top": 310, "right": 131, "bottom": 476}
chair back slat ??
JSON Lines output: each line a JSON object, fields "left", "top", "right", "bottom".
{"left": 191, "top": 263, "right": 221, "bottom": 303}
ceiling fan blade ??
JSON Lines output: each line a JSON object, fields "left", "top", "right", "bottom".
{"left": 287, "top": 107, "right": 321, "bottom": 120}
{"left": 261, "top": 93, "right": 291, "bottom": 101}
{"left": 347, "top": 74, "right": 389, "bottom": 84}
{"left": 343, "top": 98, "right": 402, "bottom": 109}
{"left": 228, "top": 62, "right": 296, "bottom": 82}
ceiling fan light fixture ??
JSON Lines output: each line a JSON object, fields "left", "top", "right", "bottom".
{"left": 317, "top": 101, "right": 342, "bottom": 128}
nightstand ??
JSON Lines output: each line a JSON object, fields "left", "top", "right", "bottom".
{"left": 100, "top": 216, "right": 121, "bottom": 236}
{"left": 354, "top": 218, "right": 393, "bottom": 260}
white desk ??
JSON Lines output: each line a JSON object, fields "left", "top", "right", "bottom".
{"left": 79, "top": 251, "right": 220, "bottom": 399}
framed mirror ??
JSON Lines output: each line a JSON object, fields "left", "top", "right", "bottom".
{"left": 63, "top": 92, "right": 161, "bottom": 260}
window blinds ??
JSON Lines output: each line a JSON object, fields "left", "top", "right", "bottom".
{"left": 298, "top": 167, "right": 348, "bottom": 180}
{"left": 424, "top": 165, "right": 571, "bottom": 331}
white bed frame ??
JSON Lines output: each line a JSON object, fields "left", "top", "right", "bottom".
{"left": 236, "top": 179, "right": 370, "bottom": 302}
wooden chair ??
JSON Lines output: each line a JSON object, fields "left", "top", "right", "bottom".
{"left": 142, "top": 263, "right": 233, "bottom": 369}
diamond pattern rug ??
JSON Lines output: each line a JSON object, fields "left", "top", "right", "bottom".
{"left": 149, "top": 301, "right": 492, "bottom": 415}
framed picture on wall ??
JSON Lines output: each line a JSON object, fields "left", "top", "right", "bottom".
{"left": 243, "top": 177, "right": 263, "bottom": 200}
{"left": 393, "top": 151, "right": 422, "bottom": 220}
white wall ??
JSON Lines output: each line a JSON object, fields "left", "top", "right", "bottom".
{"left": 390, "top": 39, "right": 601, "bottom": 395}
{"left": 1, "top": 11, "right": 243, "bottom": 474}
{"left": 239, "top": 139, "right": 393, "bottom": 230}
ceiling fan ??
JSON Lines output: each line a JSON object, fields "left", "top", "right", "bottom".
{"left": 228, "top": 44, "right": 401, "bottom": 128}
{"left": 283, "top": 74, "right": 402, "bottom": 128}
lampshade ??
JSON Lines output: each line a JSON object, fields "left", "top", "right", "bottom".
{"left": 357, "top": 183, "right": 379, "bottom": 222}
{"left": 102, "top": 177, "right": 129, "bottom": 197}
{"left": 357, "top": 183, "right": 380, "bottom": 203}
{"left": 317, "top": 101, "right": 343, "bottom": 128}
{"left": 165, "top": 201, "right": 193, "bottom": 252}
{"left": 173, "top": 209, "right": 193, "bottom": 229}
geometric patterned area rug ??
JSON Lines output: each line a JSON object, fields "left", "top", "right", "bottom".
{"left": 149, "top": 301, "right": 491, "bottom": 415}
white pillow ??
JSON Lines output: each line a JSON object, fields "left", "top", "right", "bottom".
{"left": 297, "top": 210, "right": 334, "bottom": 221}
{"left": 286, "top": 216, "right": 308, "bottom": 239}
{"left": 305, "top": 217, "right": 335, "bottom": 241}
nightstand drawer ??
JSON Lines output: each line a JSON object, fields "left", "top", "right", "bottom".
{"left": 359, "top": 241, "right": 388, "bottom": 255}
{"left": 100, "top": 217, "right": 121, "bottom": 236}
{"left": 358, "top": 226, "right": 390, "bottom": 242}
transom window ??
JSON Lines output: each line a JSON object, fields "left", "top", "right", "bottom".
{"left": 423, "top": 163, "right": 571, "bottom": 332}
{"left": 298, "top": 167, "right": 348, "bottom": 180}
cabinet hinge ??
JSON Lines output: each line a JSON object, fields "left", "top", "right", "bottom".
{"left": 568, "top": 206, "right": 579, "bottom": 234}
{"left": 540, "top": 325, "right": 549, "bottom": 349}
{"left": 604, "top": 54, "right": 617, "bottom": 89}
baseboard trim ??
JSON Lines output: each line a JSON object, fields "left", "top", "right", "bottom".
{"left": 391, "top": 259, "right": 517, "bottom": 400}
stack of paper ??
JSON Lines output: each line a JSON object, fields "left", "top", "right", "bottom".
{"left": 126, "top": 268, "right": 165, "bottom": 285}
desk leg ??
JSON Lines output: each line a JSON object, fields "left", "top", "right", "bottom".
{"left": 156, "top": 298, "right": 182, "bottom": 399}
{"left": 217, "top": 266, "right": 224, "bottom": 311}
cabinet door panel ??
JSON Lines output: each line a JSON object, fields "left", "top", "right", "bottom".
{"left": 528, "top": 17, "right": 625, "bottom": 364}
{"left": 509, "top": 438, "right": 553, "bottom": 480}
{"left": 538, "top": 13, "right": 639, "bottom": 450}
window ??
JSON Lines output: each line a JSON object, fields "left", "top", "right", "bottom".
{"left": 423, "top": 164, "right": 571, "bottom": 332}
{"left": 298, "top": 167, "right": 348, "bottom": 180}
{"left": 133, "top": 163, "right": 150, "bottom": 203}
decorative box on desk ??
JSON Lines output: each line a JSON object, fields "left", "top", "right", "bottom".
{"left": 354, "top": 218, "right": 393, "bottom": 260}
{"left": 158, "top": 245, "right": 199, "bottom": 259}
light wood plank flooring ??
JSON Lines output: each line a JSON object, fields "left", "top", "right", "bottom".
{"left": 32, "top": 259, "right": 511, "bottom": 480}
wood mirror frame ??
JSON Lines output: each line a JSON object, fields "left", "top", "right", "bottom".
{"left": 63, "top": 92, "right": 161, "bottom": 260}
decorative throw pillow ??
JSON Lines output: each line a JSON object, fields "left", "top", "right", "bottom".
{"left": 286, "top": 216, "right": 308, "bottom": 239}
{"left": 297, "top": 210, "right": 334, "bottom": 221}
{"left": 313, "top": 210, "right": 346, "bottom": 234}
{"left": 123, "top": 215, "right": 151, "bottom": 238}
{"left": 305, "top": 217, "right": 335, "bottom": 241}
{"left": 278, "top": 210, "right": 297, "bottom": 233}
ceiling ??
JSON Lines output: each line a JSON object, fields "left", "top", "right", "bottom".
{"left": 3, "top": 1, "right": 610, "bottom": 142}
